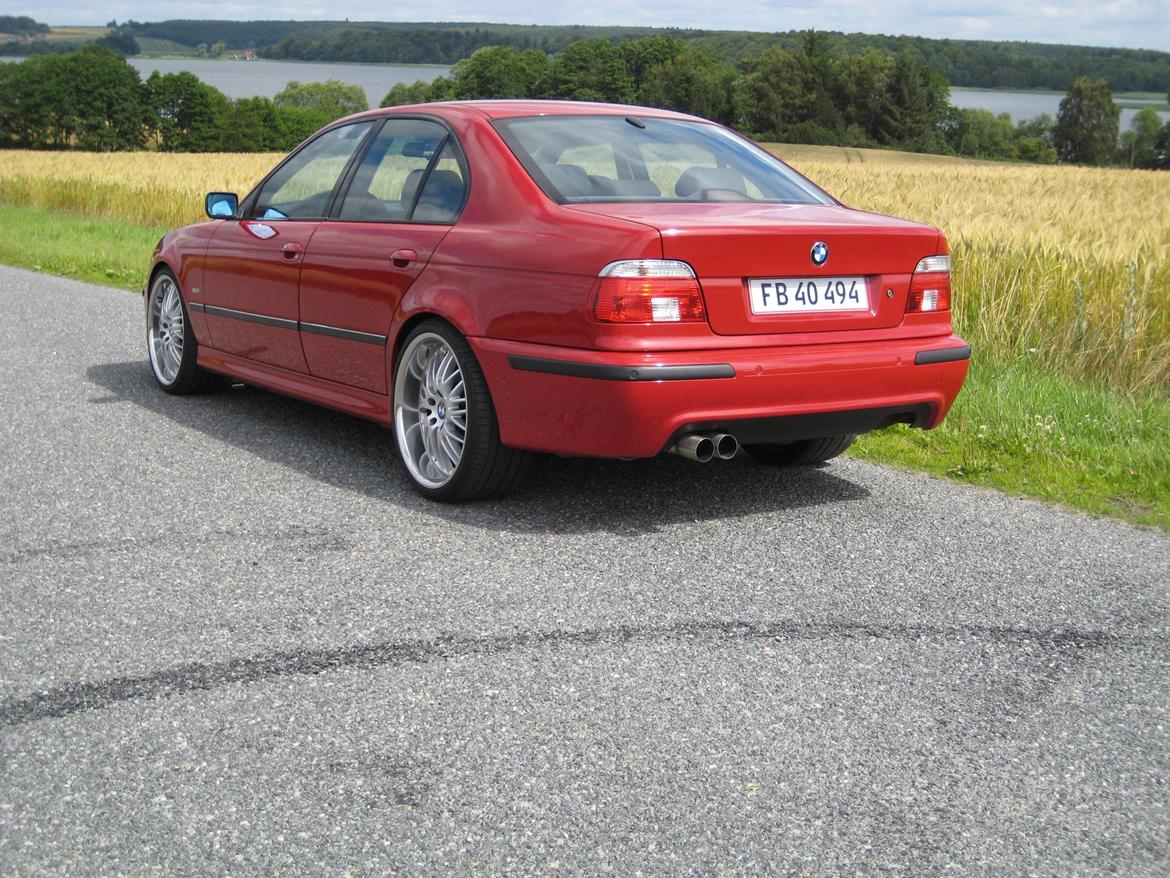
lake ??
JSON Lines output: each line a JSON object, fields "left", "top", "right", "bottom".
{"left": 0, "top": 56, "right": 451, "bottom": 108}
{"left": 128, "top": 58, "right": 452, "bottom": 106}
{"left": 951, "top": 87, "right": 1169, "bottom": 131}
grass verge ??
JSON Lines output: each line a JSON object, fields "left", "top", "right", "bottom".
{"left": 0, "top": 202, "right": 1165, "bottom": 530}
{"left": 851, "top": 357, "right": 1170, "bottom": 530}
{"left": 0, "top": 204, "right": 161, "bottom": 291}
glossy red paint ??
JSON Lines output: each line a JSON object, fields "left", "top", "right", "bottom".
{"left": 149, "top": 100, "right": 969, "bottom": 460}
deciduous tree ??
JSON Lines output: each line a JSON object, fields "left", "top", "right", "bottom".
{"left": 1054, "top": 77, "right": 1119, "bottom": 164}
{"left": 274, "top": 79, "right": 368, "bottom": 120}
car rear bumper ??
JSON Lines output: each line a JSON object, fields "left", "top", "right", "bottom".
{"left": 471, "top": 335, "right": 970, "bottom": 458}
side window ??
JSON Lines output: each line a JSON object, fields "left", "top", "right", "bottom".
{"left": 252, "top": 122, "right": 373, "bottom": 220}
{"left": 338, "top": 119, "right": 448, "bottom": 222}
{"left": 412, "top": 142, "right": 468, "bottom": 223}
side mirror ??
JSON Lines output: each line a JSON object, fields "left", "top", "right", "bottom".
{"left": 205, "top": 192, "right": 239, "bottom": 219}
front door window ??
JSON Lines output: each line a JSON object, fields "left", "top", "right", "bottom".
{"left": 253, "top": 122, "right": 374, "bottom": 220}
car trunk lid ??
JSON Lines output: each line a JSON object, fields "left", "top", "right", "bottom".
{"left": 567, "top": 202, "right": 943, "bottom": 335}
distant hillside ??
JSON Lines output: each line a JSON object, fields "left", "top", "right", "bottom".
{"left": 124, "top": 19, "right": 1170, "bottom": 92}
{"left": 6, "top": 17, "right": 1169, "bottom": 93}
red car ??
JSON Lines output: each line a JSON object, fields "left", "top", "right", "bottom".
{"left": 146, "top": 100, "right": 969, "bottom": 500}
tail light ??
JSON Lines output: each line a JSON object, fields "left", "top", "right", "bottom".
{"left": 593, "top": 260, "right": 707, "bottom": 323}
{"left": 906, "top": 255, "right": 951, "bottom": 312}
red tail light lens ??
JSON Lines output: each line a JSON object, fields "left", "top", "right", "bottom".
{"left": 594, "top": 260, "right": 706, "bottom": 323}
{"left": 906, "top": 255, "right": 951, "bottom": 312}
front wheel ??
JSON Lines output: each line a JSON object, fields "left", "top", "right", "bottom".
{"left": 744, "top": 434, "right": 856, "bottom": 467}
{"left": 146, "top": 270, "right": 225, "bottom": 394}
{"left": 392, "top": 321, "right": 529, "bottom": 501}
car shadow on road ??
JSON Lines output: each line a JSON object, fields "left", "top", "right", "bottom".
{"left": 87, "top": 360, "right": 870, "bottom": 534}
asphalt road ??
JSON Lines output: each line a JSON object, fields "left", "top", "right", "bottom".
{"left": 1, "top": 264, "right": 1168, "bottom": 877}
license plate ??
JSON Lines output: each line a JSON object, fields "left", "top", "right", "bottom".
{"left": 748, "top": 277, "right": 868, "bottom": 314}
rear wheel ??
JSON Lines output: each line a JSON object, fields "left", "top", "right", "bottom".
{"left": 744, "top": 434, "right": 856, "bottom": 467}
{"left": 146, "top": 270, "right": 226, "bottom": 394}
{"left": 392, "top": 320, "right": 530, "bottom": 501}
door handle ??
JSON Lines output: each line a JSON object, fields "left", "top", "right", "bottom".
{"left": 282, "top": 242, "right": 303, "bottom": 260}
{"left": 390, "top": 249, "right": 417, "bottom": 269}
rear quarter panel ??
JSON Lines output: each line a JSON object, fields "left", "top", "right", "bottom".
{"left": 394, "top": 112, "right": 662, "bottom": 352}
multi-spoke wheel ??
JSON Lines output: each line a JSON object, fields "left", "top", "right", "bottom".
{"left": 146, "top": 269, "right": 225, "bottom": 394}
{"left": 393, "top": 321, "right": 529, "bottom": 501}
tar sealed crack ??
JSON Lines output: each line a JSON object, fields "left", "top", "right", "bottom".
{"left": 0, "top": 619, "right": 1124, "bottom": 727}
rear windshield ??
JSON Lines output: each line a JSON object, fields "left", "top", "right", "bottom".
{"left": 493, "top": 115, "right": 834, "bottom": 206}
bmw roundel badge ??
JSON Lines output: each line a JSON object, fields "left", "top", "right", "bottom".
{"left": 810, "top": 241, "right": 829, "bottom": 266}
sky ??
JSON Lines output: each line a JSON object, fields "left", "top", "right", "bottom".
{"left": 9, "top": 0, "right": 1170, "bottom": 53}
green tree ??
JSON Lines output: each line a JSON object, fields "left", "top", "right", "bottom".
{"left": 620, "top": 36, "right": 683, "bottom": 82}
{"left": 1119, "top": 106, "right": 1162, "bottom": 168}
{"left": 0, "top": 55, "right": 63, "bottom": 146}
{"left": 1154, "top": 120, "right": 1170, "bottom": 170}
{"left": 95, "top": 28, "right": 140, "bottom": 56}
{"left": 546, "top": 38, "right": 635, "bottom": 103}
{"left": 877, "top": 51, "right": 947, "bottom": 150}
{"left": 381, "top": 79, "right": 438, "bottom": 107}
{"left": 145, "top": 71, "right": 229, "bottom": 151}
{"left": 1054, "top": 77, "right": 1119, "bottom": 164}
{"left": 637, "top": 49, "right": 736, "bottom": 124}
{"left": 221, "top": 98, "right": 330, "bottom": 152}
{"left": 65, "top": 46, "right": 147, "bottom": 150}
{"left": 837, "top": 49, "right": 894, "bottom": 142}
{"left": 516, "top": 49, "right": 552, "bottom": 96}
{"left": 450, "top": 46, "right": 538, "bottom": 99}
{"left": 945, "top": 108, "right": 1017, "bottom": 158}
{"left": 219, "top": 97, "right": 291, "bottom": 151}
{"left": 732, "top": 48, "right": 808, "bottom": 139}
{"left": 1016, "top": 113, "right": 1055, "bottom": 146}
{"left": 274, "top": 79, "right": 368, "bottom": 120}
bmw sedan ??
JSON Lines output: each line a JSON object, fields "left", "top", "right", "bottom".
{"left": 146, "top": 100, "right": 970, "bottom": 500}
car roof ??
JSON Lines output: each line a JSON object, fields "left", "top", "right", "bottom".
{"left": 361, "top": 99, "right": 704, "bottom": 124}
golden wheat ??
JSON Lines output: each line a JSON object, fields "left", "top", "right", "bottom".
{"left": 2, "top": 147, "right": 1168, "bottom": 393}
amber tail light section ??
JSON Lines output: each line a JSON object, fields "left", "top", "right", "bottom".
{"left": 906, "top": 255, "right": 952, "bottom": 312}
{"left": 593, "top": 260, "right": 707, "bottom": 323}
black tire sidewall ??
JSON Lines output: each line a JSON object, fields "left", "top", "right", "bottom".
{"left": 392, "top": 320, "right": 498, "bottom": 501}
{"left": 148, "top": 269, "right": 201, "bottom": 395}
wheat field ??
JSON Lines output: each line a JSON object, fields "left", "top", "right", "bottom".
{"left": 2, "top": 147, "right": 1168, "bottom": 394}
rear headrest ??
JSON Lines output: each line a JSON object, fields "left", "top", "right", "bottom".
{"left": 675, "top": 166, "right": 747, "bottom": 198}
{"left": 541, "top": 164, "right": 596, "bottom": 198}
{"left": 418, "top": 170, "right": 464, "bottom": 205}
{"left": 413, "top": 169, "right": 466, "bottom": 222}
{"left": 401, "top": 168, "right": 426, "bottom": 203}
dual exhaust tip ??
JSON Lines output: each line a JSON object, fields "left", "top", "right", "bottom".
{"left": 670, "top": 432, "right": 739, "bottom": 463}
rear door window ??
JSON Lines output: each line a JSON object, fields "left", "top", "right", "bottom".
{"left": 338, "top": 119, "right": 467, "bottom": 223}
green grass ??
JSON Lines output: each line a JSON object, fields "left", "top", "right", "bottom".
{"left": 851, "top": 357, "right": 1170, "bottom": 530}
{"left": 0, "top": 203, "right": 161, "bottom": 290}
{"left": 0, "top": 201, "right": 1166, "bottom": 530}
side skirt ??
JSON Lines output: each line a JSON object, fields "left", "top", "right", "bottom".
{"left": 197, "top": 346, "right": 392, "bottom": 427}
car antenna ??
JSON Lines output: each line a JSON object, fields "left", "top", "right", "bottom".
{"left": 625, "top": 116, "right": 646, "bottom": 129}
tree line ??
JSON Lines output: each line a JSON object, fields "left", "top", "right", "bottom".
{"left": 0, "top": 39, "right": 1166, "bottom": 169}
{"left": 384, "top": 36, "right": 1169, "bottom": 168}
{"left": 0, "top": 46, "right": 364, "bottom": 152}
{"left": 3, "top": 17, "right": 1169, "bottom": 95}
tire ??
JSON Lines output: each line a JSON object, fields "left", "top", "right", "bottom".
{"left": 146, "top": 269, "right": 227, "bottom": 395}
{"left": 392, "top": 320, "right": 530, "bottom": 501}
{"left": 744, "top": 434, "right": 856, "bottom": 467}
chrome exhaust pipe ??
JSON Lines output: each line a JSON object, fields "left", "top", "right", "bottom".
{"left": 712, "top": 433, "right": 739, "bottom": 460}
{"left": 671, "top": 434, "right": 714, "bottom": 463}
